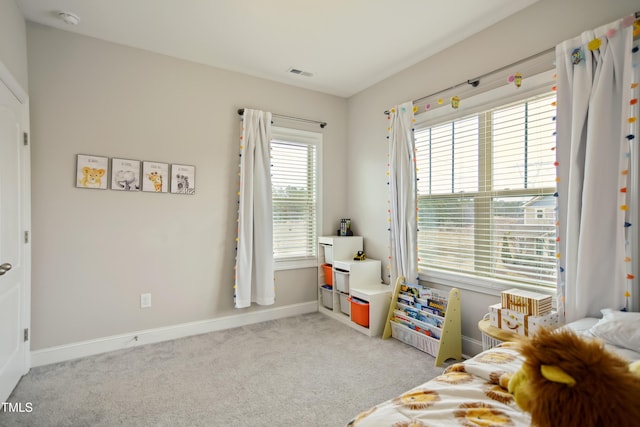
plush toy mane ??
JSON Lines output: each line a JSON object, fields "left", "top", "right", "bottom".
{"left": 516, "top": 327, "right": 640, "bottom": 427}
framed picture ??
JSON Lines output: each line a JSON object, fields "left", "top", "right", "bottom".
{"left": 170, "top": 164, "right": 196, "bottom": 195}
{"left": 141, "top": 161, "right": 169, "bottom": 193}
{"left": 76, "top": 154, "right": 109, "bottom": 189}
{"left": 111, "top": 158, "right": 141, "bottom": 191}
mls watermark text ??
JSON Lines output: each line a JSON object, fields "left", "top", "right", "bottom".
{"left": 1, "top": 401, "right": 33, "bottom": 413}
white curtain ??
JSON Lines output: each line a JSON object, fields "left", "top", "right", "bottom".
{"left": 387, "top": 101, "right": 418, "bottom": 285}
{"left": 555, "top": 15, "right": 636, "bottom": 322}
{"left": 235, "top": 109, "right": 275, "bottom": 308}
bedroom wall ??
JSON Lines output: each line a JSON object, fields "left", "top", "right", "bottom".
{"left": 26, "top": 23, "right": 349, "bottom": 352}
{"left": 21, "top": 0, "right": 640, "bottom": 360}
{"left": 347, "top": 0, "right": 640, "bottom": 355}
{"left": 0, "top": 0, "right": 28, "bottom": 90}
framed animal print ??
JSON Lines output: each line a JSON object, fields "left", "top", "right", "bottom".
{"left": 76, "top": 154, "right": 109, "bottom": 189}
{"left": 111, "top": 158, "right": 141, "bottom": 191}
{"left": 170, "top": 164, "right": 196, "bottom": 195}
{"left": 141, "top": 161, "right": 169, "bottom": 193}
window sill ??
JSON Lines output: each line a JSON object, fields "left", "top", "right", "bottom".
{"left": 275, "top": 258, "right": 317, "bottom": 271}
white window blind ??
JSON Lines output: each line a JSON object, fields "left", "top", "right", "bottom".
{"left": 271, "top": 127, "right": 320, "bottom": 264}
{"left": 415, "top": 92, "right": 557, "bottom": 288}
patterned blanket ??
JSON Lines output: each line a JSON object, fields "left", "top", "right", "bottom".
{"left": 347, "top": 343, "right": 532, "bottom": 427}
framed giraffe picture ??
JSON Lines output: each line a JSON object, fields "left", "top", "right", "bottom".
{"left": 141, "top": 161, "right": 169, "bottom": 193}
{"left": 170, "top": 164, "right": 195, "bottom": 195}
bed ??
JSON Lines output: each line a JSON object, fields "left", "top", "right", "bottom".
{"left": 346, "top": 309, "right": 640, "bottom": 427}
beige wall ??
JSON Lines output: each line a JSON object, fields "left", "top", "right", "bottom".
{"left": 19, "top": 0, "right": 640, "bottom": 355}
{"left": 0, "top": 0, "right": 28, "bottom": 90}
{"left": 27, "top": 23, "right": 349, "bottom": 350}
{"left": 347, "top": 0, "right": 640, "bottom": 354}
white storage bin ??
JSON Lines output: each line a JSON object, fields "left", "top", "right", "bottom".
{"left": 321, "top": 285, "right": 333, "bottom": 309}
{"left": 318, "top": 236, "right": 364, "bottom": 266}
{"left": 320, "top": 244, "right": 333, "bottom": 265}
{"left": 332, "top": 259, "right": 382, "bottom": 290}
{"left": 334, "top": 269, "right": 349, "bottom": 293}
{"left": 339, "top": 292, "right": 350, "bottom": 315}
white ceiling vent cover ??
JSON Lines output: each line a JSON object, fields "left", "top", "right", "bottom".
{"left": 287, "top": 67, "right": 314, "bottom": 77}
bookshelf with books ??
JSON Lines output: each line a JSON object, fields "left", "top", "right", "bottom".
{"left": 382, "top": 276, "right": 462, "bottom": 367}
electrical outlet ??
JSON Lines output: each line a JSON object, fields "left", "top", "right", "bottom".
{"left": 140, "top": 293, "right": 152, "bottom": 308}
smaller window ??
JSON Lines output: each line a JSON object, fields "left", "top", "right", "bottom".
{"left": 271, "top": 127, "right": 322, "bottom": 269}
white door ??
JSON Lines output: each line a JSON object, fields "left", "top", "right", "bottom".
{"left": 0, "top": 72, "right": 30, "bottom": 403}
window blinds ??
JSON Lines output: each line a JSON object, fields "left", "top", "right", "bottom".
{"left": 271, "top": 139, "right": 318, "bottom": 260}
{"left": 415, "top": 92, "right": 557, "bottom": 288}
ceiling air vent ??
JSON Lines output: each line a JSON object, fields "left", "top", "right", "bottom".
{"left": 287, "top": 67, "right": 314, "bottom": 77}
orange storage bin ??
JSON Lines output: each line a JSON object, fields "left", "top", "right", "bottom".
{"left": 322, "top": 263, "right": 333, "bottom": 286}
{"left": 349, "top": 296, "right": 369, "bottom": 328}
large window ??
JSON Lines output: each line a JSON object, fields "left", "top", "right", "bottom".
{"left": 415, "top": 92, "right": 557, "bottom": 289}
{"left": 270, "top": 127, "right": 322, "bottom": 268}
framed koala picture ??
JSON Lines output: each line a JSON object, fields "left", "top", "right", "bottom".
{"left": 76, "top": 154, "right": 109, "bottom": 189}
{"left": 170, "top": 164, "right": 195, "bottom": 195}
{"left": 141, "top": 161, "right": 169, "bottom": 193}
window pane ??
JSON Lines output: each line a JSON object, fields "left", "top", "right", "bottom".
{"left": 453, "top": 117, "right": 479, "bottom": 193}
{"left": 492, "top": 196, "right": 557, "bottom": 284}
{"left": 493, "top": 104, "right": 526, "bottom": 190}
{"left": 430, "top": 124, "right": 453, "bottom": 194}
{"left": 525, "top": 97, "right": 557, "bottom": 188}
{"left": 418, "top": 196, "right": 475, "bottom": 273}
{"left": 415, "top": 92, "right": 557, "bottom": 289}
{"left": 271, "top": 139, "right": 318, "bottom": 260}
{"left": 492, "top": 97, "right": 557, "bottom": 191}
{"left": 419, "top": 116, "right": 479, "bottom": 195}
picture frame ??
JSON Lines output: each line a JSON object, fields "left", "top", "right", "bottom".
{"left": 170, "top": 164, "right": 196, "bottom": 195}
{"left": 111, "top": 158, "right": 141, "bottom": 191}
{"left": 76, "top": 154, "right": 109, "bottom": 189}
{"left": 141, "top": 161, "right": 169, "bottom": 193}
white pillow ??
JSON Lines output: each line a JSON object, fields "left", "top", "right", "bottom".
{"left": 589, "top": 309, "right": 640, "bottom": 353}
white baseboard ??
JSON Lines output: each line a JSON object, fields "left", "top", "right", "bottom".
{"left": 462, "top": 335, "right": 483, "bottom": 358}
{"left": 31, "top": 301, "right": 317, "bottom": 367}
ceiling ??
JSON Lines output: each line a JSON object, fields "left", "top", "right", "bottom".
{"left": 17, "top": 0, "right": 539, "bottom": 98}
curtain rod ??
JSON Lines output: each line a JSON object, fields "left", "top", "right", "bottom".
{"left": 237, "top": 108, "right": 327, "bottom": 128}
{"left": 384, "top": 10, "right": 640, "bottom": 115}
{"left": 383, "top": 46, "right": 555, "bottom": 115}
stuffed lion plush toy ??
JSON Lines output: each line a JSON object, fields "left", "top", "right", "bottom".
{"left": 507, "top": 327, "right": 640, "bottom": 427}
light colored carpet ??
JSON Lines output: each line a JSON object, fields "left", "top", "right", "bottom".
{"left": 2, "top": 312, "right": 449, "bottom": 426}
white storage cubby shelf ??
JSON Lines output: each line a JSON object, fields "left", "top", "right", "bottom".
{"left": 382, "top": 276, "right": 462, "bottom": 367}
{"left": 317, "top": 236, "right": 391, "bottom": 337}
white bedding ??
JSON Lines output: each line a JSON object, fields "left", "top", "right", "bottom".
{"left": 564, "top": 317, "right": 640, "bottom": 361}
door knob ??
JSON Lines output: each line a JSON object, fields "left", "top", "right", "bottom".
{"left": 0, "top": 263, "right": 12, "bottom": 276}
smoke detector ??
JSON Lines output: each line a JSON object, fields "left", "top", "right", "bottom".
{"left": 58, "top": 11, "right": 80, "bottom": 25}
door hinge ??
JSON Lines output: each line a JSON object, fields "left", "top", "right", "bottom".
{"left": 24, "top": 231, "right": 29, "bottom": 244}
{"left": 23, "top": 132, "right": 28, "bottom": 146}
{"left": 24, "top": 328, "right": 29, "bottom": 342}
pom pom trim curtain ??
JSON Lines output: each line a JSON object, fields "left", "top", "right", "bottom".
{"left": 387, "top": 102, "right": 418, "bottom": 285}
{"left": 555, "top": 15, "right": 637, "bottom": 321}
{"left": 235, "top": 109, "right": 275, "bottom": 308}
